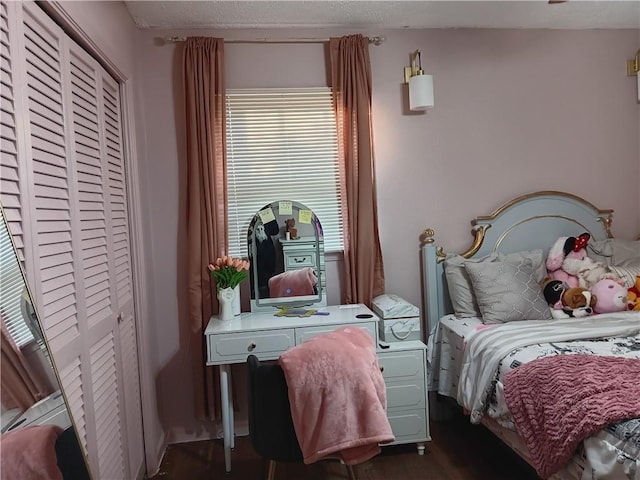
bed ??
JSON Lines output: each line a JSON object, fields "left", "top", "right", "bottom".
{"left": 420, "top": 191, "right": 640, "bottom": 480}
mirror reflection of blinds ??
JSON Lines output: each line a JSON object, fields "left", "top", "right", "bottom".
{"left": 225, "top": 88, "right": 343, "bottom": 258}
{"left": 0, "top": 219, "right": 34, "bottom": 347}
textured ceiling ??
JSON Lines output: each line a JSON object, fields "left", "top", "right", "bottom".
{"left": 124, "top": 1, "right": 640, "bottom": 30}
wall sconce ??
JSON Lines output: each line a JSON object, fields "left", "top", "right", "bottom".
{"left": 627, "top": 49, "right": 640, "bottom": 103}
{"left": 404, "top": 50, "right": 434, "bottom": 111}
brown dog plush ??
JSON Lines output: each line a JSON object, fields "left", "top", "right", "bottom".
{"left": 542, "top": 278, "right": 597, "bottom": 319}
{"left": 562, "top": 287, "right": 597, "bottom": 316}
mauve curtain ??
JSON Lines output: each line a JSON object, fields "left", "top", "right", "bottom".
{"left": 330, "top": 34, "right": 385, "bottom": 306}
{"left": 183, "top": 37, "right": 227, "bottom": 419}
{"left": 1, "top": 319, "right": 50, "bottom": 410}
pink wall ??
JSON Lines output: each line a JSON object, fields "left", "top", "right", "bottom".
{"left": 131, "top": 26, "right": 639, "bottom": 444}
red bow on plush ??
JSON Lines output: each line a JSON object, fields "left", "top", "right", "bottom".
{"left": 573, "top": 233, "right": 590, "bottom": 252}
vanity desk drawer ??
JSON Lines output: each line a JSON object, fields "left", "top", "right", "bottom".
{"left": 207, "top": 329, "right": 295, "bottom": 363}
{"left": 295, "top": 322, "right": 377, "bottom": 345}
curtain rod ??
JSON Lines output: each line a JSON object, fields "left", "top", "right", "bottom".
{"left": 164, "top": 35, "right": 386, "bottom": 46}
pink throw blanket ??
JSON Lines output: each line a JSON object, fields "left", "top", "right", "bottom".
{"left": 1, "top": 424, "right": 64, "bottom": 480}
{"left": 269, "top": 267, "right": 317, "bottom": 297}
{"left": 504, "top": 354, "right": 640, "bottom": 479}
{"left": 278, "top": 326, "right": 395, "bottom": 465}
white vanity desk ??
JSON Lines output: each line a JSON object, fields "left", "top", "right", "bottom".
{"left": 205, "top": 304, "right": 378, "bottom": 473}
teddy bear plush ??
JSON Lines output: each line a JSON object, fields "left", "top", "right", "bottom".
{"left": 591, "top": 278, "right": 629, "bottom": 314}
{"left": 542, "top": 278, "right": 597, "bottom": 319}
{"left": 546, "top": 233, "right": 618, "bottom": 289}
{"left": 284, "top": 218, "right": 298, "bottom": 240}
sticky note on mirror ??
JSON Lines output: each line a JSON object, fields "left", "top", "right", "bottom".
{"left": 258, "top": 207, "right": 276, "bottom": 224}
{"left": 298, "top": 209, "right": 312, "bottom": 224}
{"left": 279, "top": 201, "right": 292, "bottom": 215}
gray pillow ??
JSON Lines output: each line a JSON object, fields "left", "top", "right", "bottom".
{"left": 464, "top": 257, "right": 552, "bottom": 324}
{"left": 587, "top": 239, "right": 614, "bottom": 266}
{"left": 444, "top": 254, "right": 490, "bottom": 318}
{"left": 588, "top": 238, "right": 640, "bottom": 267}
{"left": 444, "top": 249, "right": 547, "bottom": 319}
{"left": 611, "top": 239, "right": 640, "bottom": 267}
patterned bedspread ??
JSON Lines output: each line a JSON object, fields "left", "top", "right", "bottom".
{"left": 427, "top": 313, "right": 640, "bottom": 479}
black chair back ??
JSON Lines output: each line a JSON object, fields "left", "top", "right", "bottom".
{"left": 246, "top": 355, "right": 303, "bottom": 463}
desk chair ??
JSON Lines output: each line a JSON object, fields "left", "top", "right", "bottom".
{"left": 246, "top": 355, "right": 357, "bottom": 480}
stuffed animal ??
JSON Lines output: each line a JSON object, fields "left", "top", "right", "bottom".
{"left": 546, "top": 233, "right": 616, "bottom": 289}
{"left": 546, "top": 233, "right": 590, "bottom": 288}
{"left": 627, "top": 275, "right": 640, "bottom": 311}
{"left": 591, "top": 278, "right": 629, "bottom": 314}
{"left": 574, "top": 260, "right": 615, "bottom": 290}
{"left": 284, "top": 218, "right": 298, "bottom": 240}
{"left": 542, "top": 278, "right": 597, "bottom": 319}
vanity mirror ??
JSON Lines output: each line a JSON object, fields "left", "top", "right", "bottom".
{"left": 247, "top": 200, "right": 326, "bottom": 312}
{"left": 0, "top": 205, "right": 91, "bottom": 479}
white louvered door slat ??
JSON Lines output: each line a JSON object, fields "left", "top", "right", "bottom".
{"left": 3, "top": 2, "right": 145, "bottom": 479}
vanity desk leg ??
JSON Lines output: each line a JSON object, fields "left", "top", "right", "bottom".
{"left": 228, "top": 369, "right": 235, "bottom": 450}
{"left": 219, "top": 364, "right": 234, "bottom": 473}
{"left": 417, "top": 442, "right": 426, "bottom": 455}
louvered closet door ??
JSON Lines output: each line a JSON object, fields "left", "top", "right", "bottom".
{"left": 1, "top": 2, "right": 144, "bottom": 479}
{"left": 0, "top": 1, "right": 31, "bottom": 265}
{"left": 100, "top": 58, "right": 144, "bottom": 480}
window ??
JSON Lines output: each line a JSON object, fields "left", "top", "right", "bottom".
{"left": 225, "top": 88, "right": 343, "bottom": 258}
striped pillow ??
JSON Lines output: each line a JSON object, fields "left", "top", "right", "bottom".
{"left": 609, "top": 265, "right": 640, "bottom": 288}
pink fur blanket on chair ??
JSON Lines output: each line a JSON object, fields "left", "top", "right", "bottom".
{"left": 278, "top": 326, "right": 395, "bottom": 465}
{"left": 269, "top": 267, "right": 317, "bottom": 297}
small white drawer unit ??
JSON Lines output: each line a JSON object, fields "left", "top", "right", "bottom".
{"left": 377, "top": 340, "right": 430, "bottom": 454}
{"left": 280, "top": 236, "right": 326, "bottom": 291}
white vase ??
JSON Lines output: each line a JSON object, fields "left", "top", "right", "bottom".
{"left": 232, "top": 285, "right": 241, "bottom": 316}
{"left": 217, "top": 287, "right": 235, "bottom": 321}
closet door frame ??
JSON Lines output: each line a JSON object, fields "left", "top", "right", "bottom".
{"left": 36, "top": 1, "right": 161, "bottom": 475}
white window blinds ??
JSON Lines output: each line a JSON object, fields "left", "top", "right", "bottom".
{"left": 0, "top": 223, "right": 34, "bottom": 347}
{"left": 225, "top": 88, "right": 343, "bottom": 258}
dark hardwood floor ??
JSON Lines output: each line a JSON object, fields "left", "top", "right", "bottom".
{"left": 148, "top": 412, "right": 540, "bottom": 480}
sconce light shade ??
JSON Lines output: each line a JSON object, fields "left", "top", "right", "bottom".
{"left": 409, "top": 73, "right": 434, "bottom": 111}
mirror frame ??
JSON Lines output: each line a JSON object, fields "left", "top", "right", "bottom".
{"left": 0, "top": 204, "right": 92, "bottom": 479}
{"left": 247, "top": 200, "right": 326, "bottom": 312}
